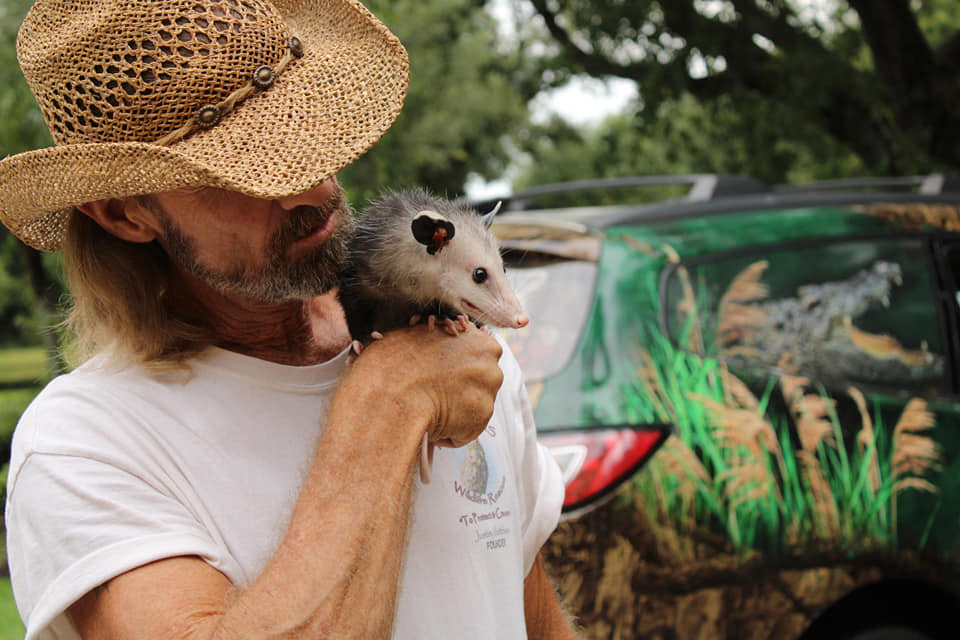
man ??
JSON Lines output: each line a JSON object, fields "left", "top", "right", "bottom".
{"left": 0, "top": 1, "right": 575, "bottom": 638}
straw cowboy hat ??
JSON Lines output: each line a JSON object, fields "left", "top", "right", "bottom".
{"left": 0, "top": 0, "right": 409, "bottom": 251}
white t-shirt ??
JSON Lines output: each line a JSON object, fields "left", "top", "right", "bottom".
{"left": 5, "top": 342, "right": 563, "bottom": 640}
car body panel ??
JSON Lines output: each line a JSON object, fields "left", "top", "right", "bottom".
{"left": 494, "top": 187, "right": 960, "bottom": 638}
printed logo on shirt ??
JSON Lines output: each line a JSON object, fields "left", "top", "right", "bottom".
{"left": 450, "top": 426, "right": 514, "bottom": 552}
{"left": 452, "top": 425, "right": 501, "bottom": 504}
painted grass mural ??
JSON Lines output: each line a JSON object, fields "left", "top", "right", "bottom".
{"left": 628, "top": 336, "right": 941, "bottom": 555}
{"left": 627, "top": 254, "right": 942, "bottom": 553}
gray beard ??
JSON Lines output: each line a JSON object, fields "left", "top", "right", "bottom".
{"left": 158, "top": 186, "right": 355, "bottom": 303}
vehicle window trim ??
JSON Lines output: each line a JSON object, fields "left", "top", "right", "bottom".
{"left": 929, "top": 237, "right": 960, "bottom": 396}
{"left": 594, "top": 192, "right": 960, "bottom": 229}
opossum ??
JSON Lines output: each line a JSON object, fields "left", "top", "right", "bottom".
{"left": 338, "top": 188, "right": 528, "bottom": 340}
{"left": 337, "top": 188, "right": 529, "bottom": 484}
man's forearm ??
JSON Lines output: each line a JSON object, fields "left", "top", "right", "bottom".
{"left": 213, "top": 387, "right": 428, "bottom": 639}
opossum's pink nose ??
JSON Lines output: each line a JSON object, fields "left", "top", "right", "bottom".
{"left": 515, "top": 314, "right": 529, "bottom": 328}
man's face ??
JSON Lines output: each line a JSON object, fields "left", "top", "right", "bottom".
{"left": 143, "top": 179, "right": 355, "bottom": 302}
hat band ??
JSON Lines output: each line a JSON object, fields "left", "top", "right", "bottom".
{"left": 153, "top": 36, "right": 305, "bottom": 147}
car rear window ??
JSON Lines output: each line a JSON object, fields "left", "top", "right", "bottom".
{"left": 492, "top": 222, "right": 601, "bottom": 383}
{"left": 661, "top": 236, "right": 946, "bottom": 398}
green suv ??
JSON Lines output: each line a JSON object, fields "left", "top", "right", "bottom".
{"left": 487, "top": 174, "right": 960, "bottom": 640}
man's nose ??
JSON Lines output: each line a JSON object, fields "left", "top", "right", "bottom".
{"left": 277, "top": 177, "right": 338, "bottom": 209}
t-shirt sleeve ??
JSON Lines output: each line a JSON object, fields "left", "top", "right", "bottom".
{"left": 5, "top": 427, "right": 231, "bottom": 640}
{"left": 495, "top": 340, "right": 564, "bottom": 577}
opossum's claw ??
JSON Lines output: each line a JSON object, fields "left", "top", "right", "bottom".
{"left": 419, "top": 433, "right": 434, "bottom": 484}
{"left": 441, "top": 317, "right": 461, "bottom": 336}
{"left": 409, "top": 314, "right": 421, "bottom": 326}
{"left": 347, "top": 340, "right": 362, "bottom": 365}
{"left": 350, "top": 339, "right": 364, "bottom": 355}
{"left": 456, "top": 315, "right": 470, "bottom": 332}
{"left": 349, "top": 335, "right": 382, "bottom": 363}
{"left": 427, "top": 315, "right": 437, "bottom": 331}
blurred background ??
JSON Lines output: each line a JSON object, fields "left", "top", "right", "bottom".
{"left": 0, "top": 0, "right": 957, "bottom": 637}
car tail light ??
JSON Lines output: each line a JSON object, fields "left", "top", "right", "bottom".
{"left": 538, "top": 424, "right": 672, "bottom": 517}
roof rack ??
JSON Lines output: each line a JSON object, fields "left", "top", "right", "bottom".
{"left": 773, "top": 174, "right": 960, "bottom": 195}
{"left": 482, "top": 174, "right": 770, "bottom": 212}
{"left": 473, "top": 173, "right": 960, "bottom": 215}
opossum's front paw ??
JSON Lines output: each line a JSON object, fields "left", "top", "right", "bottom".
{"left": 426, "top": 314, "right": 469, "bottom": 336}
{"left": 442, "top": 315, "right": 471, "bottom": 336}
{"left": 408, "top": 313, "right": 469, "bottom": 336}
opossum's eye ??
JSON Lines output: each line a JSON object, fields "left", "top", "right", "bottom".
{"left": 473, "top": 268, "right": 488, "bottom": 284}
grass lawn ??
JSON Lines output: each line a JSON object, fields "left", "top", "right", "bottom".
{"left": 0, "top": 345, "right": 47, "bottom": 447}
{"left": 0, "top": 579, "right": 23, "bottom": 640}
{"left": 0, "top": 346, "right": 47, "bottom": 639}
{"left": 0, "top": 347, "right": 48, "bottom": 388}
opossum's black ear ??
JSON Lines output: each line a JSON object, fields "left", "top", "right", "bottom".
{"left": 480, "top": 201, "right": 502, "bottom": 229}
{"left": 412, "top": 210, "right": 456, "bottom": 256}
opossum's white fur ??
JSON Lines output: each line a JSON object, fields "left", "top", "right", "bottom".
{"left": 338, "top": 189, "right": 527, "bottom": 339}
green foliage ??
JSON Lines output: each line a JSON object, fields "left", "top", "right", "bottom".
{"left": 339, "top": 0, "right": 532, "bottom": 204}
{"left": 513, "top": 92, "right": 868, "bottom": 199}
{"left": 915, "top": 0, "right": 959, "bottom": 47}
{"left": 0, "top": 240, "right": 34, "bottom": 346}
{"left": 0, "top": 0, "right": 64, "bottom": 351}
{"left": 0, "top": 0, "right": 53, "bottom": 157}
{"left": 515, "top": 0, "right": 960, "bottom": 176}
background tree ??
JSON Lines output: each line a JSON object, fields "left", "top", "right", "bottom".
{"left": 513, "top": 0, "right": 960, "bottom": 179}
{"left": 0, "top": 0, "right": 62, "bottom": 371}
{"left": 512, "top": 91, "right": 868, "bottom": 199}
{"left": 340, "top": 0, "right": 534, "bottom": 204}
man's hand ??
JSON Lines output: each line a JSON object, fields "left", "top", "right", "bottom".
{"left": 341, "top": 322, "right": 504, "bottom": 449}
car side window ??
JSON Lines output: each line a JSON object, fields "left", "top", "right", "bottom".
{"left": 663, "top": 238, "right": 946, "bottom": 399}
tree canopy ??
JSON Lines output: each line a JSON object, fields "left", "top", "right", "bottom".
{"left": 514, "top": 0, "right": 960, "bottom": 179}
{"left": 338, "top": 0, "right": 534, "bottom": 203}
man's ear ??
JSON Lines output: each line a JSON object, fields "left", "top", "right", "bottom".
{"left": 77, "top": 197, "right": 159, "bottom": 244}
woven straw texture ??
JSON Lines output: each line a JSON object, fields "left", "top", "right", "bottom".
{"left": 0, "top": 0, "right": 409, "bottom": 251}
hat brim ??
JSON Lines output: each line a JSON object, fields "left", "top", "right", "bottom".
{"left": 0, "top": 0, "right": 409, "bottom": 251}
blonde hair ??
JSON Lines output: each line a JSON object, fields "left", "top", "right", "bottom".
{"left": 61, "top": 209, "right": 213, "bottom": 369}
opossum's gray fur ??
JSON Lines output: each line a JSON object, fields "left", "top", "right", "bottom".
{"left": 337, "top": 188, "right": 522, "bottom": 340}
